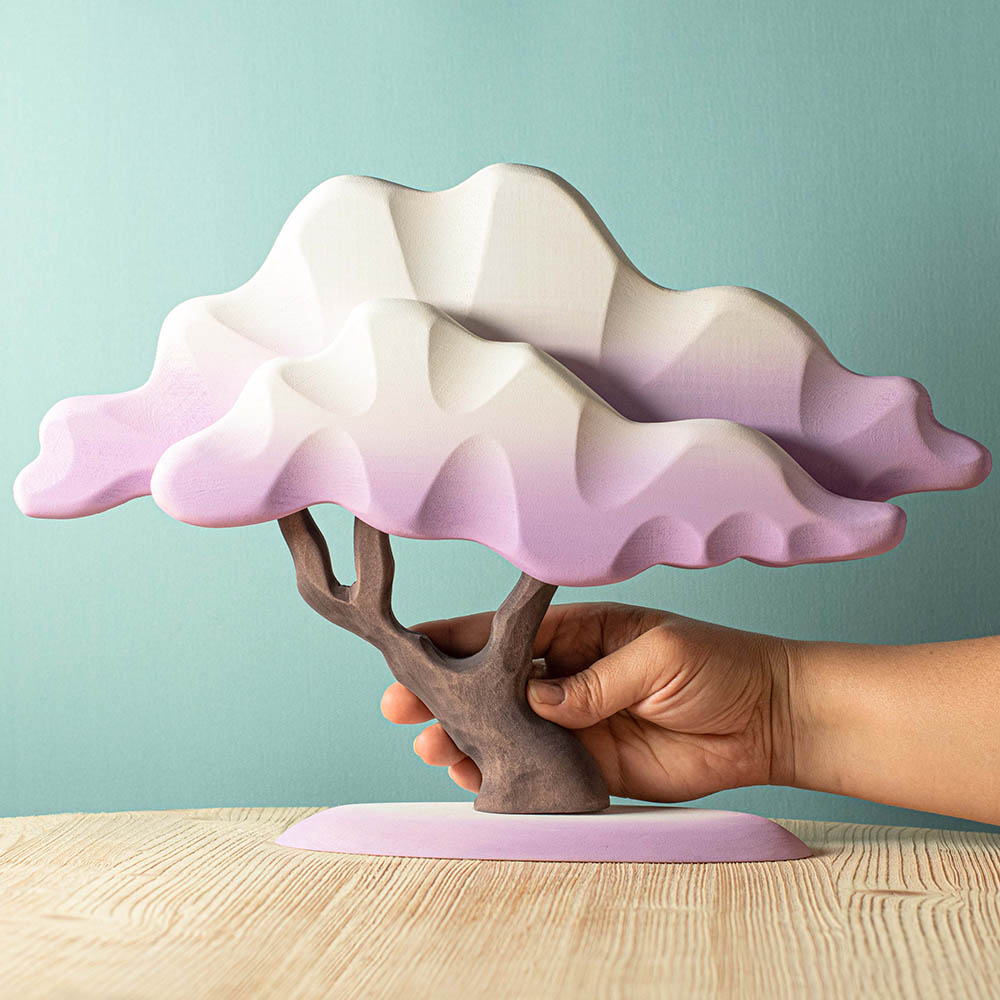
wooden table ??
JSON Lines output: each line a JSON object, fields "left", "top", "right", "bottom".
{"left": 1, "top": 808, "right": 998, "bottom": 998}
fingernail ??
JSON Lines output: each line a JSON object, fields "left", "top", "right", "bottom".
{"left": 528, "top": 680, "right": 565, "bottom": 705}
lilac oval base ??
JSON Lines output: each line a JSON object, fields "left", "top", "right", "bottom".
{"left": 275, "top": 802, "right": 812, "bottom": 863}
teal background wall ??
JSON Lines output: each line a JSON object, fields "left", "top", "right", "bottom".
{"left": 3, "top": 1, "right": 998, "bottom": 829}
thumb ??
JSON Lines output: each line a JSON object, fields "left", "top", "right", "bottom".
{"left": 526, "top": 628, "right": 667, "bottom": 729}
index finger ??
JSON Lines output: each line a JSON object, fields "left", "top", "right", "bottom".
{"left": 410, "top": 604, "right": 573, "bottom": 659}
{"left": 409, "top": 611, "right": 496, "bottom": 656}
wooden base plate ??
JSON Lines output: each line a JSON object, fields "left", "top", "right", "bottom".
{"left": 276, "top": 802, "right": 812, "bottom": 863}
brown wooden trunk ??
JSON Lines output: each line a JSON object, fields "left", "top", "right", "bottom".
{"left": 380, "top": 629, "right": 609, "bottom": 814}
{"left": 278, "top": 510, "right": 610, "bottom": 815}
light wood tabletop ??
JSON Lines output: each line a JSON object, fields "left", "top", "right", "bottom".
{"left": 1, "top": 807, "right": 998, "bottom": 999}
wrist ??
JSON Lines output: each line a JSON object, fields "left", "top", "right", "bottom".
{"left": 779, "top": 636, "right": 864, "bottom": 798}
{"left": 764, "top": 634, "right": 800, "bottom": 788}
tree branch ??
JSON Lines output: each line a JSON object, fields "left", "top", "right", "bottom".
{"left": 349, "top": 517, "right": 399, "bottom": 630}
{"left": 280, "top": 510, "right": 556, "bottom": 670}
{"left": 278, "top": 509, "right": 351, "bottom": 621}
{"left": 279, "top": 509, "right": 407, "bottom": 649}
{"left": 486, "top": 572, "right": 558, "bottom": 668}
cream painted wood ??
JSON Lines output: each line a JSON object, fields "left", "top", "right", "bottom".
{"left": 1, "top": 808, "right": 998, "bottom": 999}
{"left": 150, "top": 298, "right": 906, "bottom": 582}
{"left": 16, "top": 165, "right": 990, "bottom": 524}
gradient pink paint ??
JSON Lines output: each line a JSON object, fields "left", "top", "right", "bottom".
{"left": 276, "top": 802, "right": 813, "bottom": 862}
{"left": 14, "top": 165, "right": 990, "bottom": 528}
{"left": 149, "top": 300, "right": 910, "bottom": 586}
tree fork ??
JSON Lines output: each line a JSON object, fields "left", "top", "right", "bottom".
{"left": 278, "top": 509, "right": 610, "bottom": 814}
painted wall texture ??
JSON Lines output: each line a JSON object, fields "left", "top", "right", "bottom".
{"left": 3, "top": 0, "right": 998, "bottom": 830}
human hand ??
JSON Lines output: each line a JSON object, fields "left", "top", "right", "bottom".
{"left": 380, "top": 601, "right": 795, "bottom": 803}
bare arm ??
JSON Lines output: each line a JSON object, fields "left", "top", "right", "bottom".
{"left": 382, "top": 602, "right": 1000, "bottom": 826}
{"left": 787, "top": 635, "right": 1000, "bottom": 825}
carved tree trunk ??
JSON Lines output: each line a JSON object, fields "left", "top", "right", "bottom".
{"left": 278, "top": 510, "right": 609, "bottom": 814}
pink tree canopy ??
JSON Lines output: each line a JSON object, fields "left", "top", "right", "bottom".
{"left": 151, "top": 299, "right": 906, "bottom": 586}
{"left": 14, "top": 164, "right": 990, "bottom": 523}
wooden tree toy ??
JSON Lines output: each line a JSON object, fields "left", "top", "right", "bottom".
{"left": 15, "top": 166, "right": 990, "bottom": 857}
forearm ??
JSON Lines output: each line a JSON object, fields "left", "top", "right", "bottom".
{"left": 785, "top": 635, "right": 1000, "bottom": 825}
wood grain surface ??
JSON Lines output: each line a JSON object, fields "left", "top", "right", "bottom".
{"left": 1, "top": 808, "right": 998, "bottom": 999}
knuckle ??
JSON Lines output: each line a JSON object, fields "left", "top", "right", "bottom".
{"left": 570, "top": 669, "right": 607, "bottom": 720}
{"left": 647, "top": 622, "right": 687, "bottom": 667}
